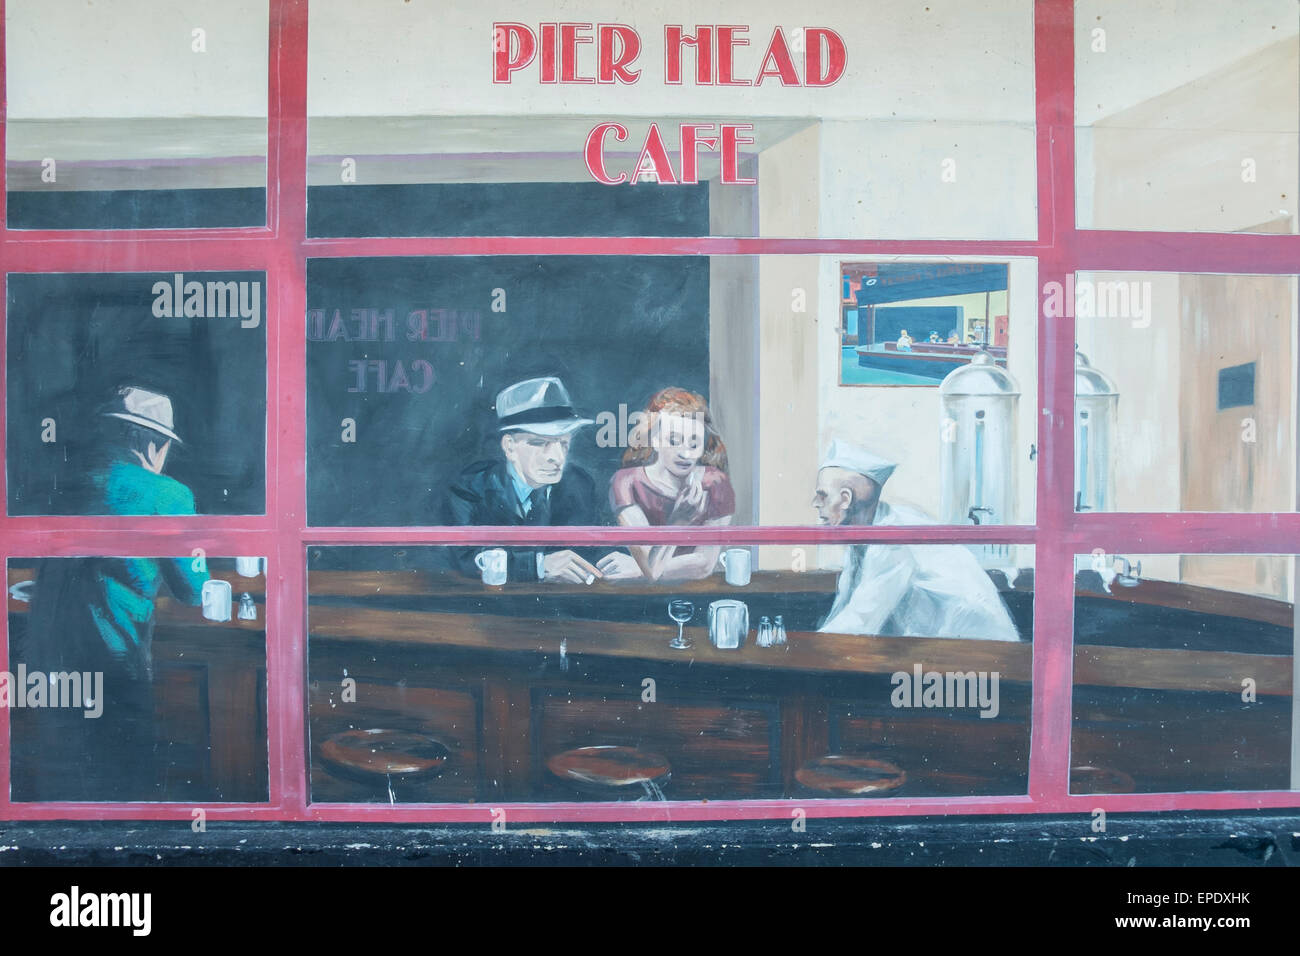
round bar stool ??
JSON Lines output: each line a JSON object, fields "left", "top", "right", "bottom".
{"left": 1070, "top": 764, "right": 1136, "bottom": 794}
{"left": 546, "top": 745, "right": 672, "bottom": 800}
{"left": 321, "top": 728, "right": 450, "bottom": 803}
{"left": 796, "top": 754, "right": 907, "bottom": 796}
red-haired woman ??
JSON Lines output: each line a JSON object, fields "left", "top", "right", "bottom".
{"left": 609, "top": 387, "right": 735, "bottom": 581}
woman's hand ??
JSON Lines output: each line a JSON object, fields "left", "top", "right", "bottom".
{"left": 667, "top": 475, "right": 709, "bottom": 525}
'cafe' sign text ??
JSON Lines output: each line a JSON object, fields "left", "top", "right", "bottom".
{"left": 492, "top": 23, "right": 848, "bottom": 185}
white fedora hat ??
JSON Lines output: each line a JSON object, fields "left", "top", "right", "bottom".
{"left": 103, "top": 386, "right": 183, "bottom": 444}
{"left": 495, "top": 376, "right": 593, "bottom": 437}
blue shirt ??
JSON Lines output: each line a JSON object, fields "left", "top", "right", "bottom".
{"left": 506, "top": 462, "right": 549, "bottom": 516}
{"left": 505, "top": 462, "right": 552, "bottom": 577}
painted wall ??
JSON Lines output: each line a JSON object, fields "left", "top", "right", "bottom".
{"left": 818, "top": 119, "right": 1037, "bottom": 240}
{"left": 1079, "top": 19, "right": 1298, "bottom": 233}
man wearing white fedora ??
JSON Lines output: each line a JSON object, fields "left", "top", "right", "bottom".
{"left": 442, "top": 376, "right": 640, "bottom": 584}
{"left": 14, "top": 385, "right": 209, "bottom": 800}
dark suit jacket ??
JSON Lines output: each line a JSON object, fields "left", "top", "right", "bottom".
{"left": 440, "top": 458, "right": 613, "bottom": 581}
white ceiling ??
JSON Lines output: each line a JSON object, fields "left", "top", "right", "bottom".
{"left": 5, "top": 0, "right": 268, "bottom": 119}
{"left": 1075, "top": 0, "right": 1299, "bottom": 125}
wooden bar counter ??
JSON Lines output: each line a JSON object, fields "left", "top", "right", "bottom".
{"left": 7, "top": 565, "right": 1291, "bottom": 802}
{"left": 303, "top": 569, "right": 1292, "bottom": 803}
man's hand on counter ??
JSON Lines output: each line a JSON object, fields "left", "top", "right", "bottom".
{"left": 542, "top": 550, "right": 605, "bottom": 584}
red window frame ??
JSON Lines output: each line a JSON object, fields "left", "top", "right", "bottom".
{"left": 0, "top": 0, "right": 1297, "bottom": 824}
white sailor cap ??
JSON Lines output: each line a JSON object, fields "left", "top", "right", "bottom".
{"left": 820, "top": 439, "right": 896, "bottom": 486}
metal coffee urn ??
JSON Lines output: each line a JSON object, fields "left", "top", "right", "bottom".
{"left": 939, "top": 351, "right": 1020, "bottom": 527}
{"left": 1074, "top": 348, "right": 1119, "bottom": 513}
{"left": 939, "top": 350, "right": 1021, "bottom": 572}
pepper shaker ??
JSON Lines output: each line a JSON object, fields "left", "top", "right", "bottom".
{"left": 773, "top": 615, "right": 787, "bottom": 645}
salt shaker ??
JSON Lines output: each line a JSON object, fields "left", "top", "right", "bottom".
{"left": 756, "top": 615, "right": 773, "bottom": 647}
{"left": 773, "top": 615, "right": 787, "bottom": 645}
{"left": 237, "top": 592, "right": 257, "bottom": 621}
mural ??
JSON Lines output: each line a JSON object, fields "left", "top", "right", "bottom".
{"left": 0, "top": 1, "right": 1294, "bottom": 852}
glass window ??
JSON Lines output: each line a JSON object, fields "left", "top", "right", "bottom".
{"left": 1075, "top": 0, "right": 1300, "bottom": 234}
{"left": 305, "top": 255, "right": 1036, "bottom": 528}
{"left": 1072, "top": 552, "right": 1295, "bottom": 794}
{"left": 6, "top": 272, "right": 268, "bottom": 516}
{"left": 4, "top": 0, "right": 269, "bottom": 229}
{"left": 7, "top": 556, "right": 268, "bottom": 802}
{"left": 3, "top": 0, "right": 1296, "bottom": 830}
{"left": 1072, "top": 271, "right": 1296, "bottom": 514}
{"left": 307, "top": 544, "right": 1032, "bottom": 803}
{"left": 306, "top": 0, "right": 1036, "bottom": 239}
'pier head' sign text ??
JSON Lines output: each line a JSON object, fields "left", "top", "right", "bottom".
{"left": 492, "top": 24, "right": 847, "bottom": 186}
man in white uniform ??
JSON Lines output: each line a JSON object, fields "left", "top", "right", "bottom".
{"left": 812, "top": 440, "right": 1019, "bottom": 641}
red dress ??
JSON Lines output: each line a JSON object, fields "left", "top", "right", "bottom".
{"left": 609, "top": 466, "right": 736, "bottom": 555}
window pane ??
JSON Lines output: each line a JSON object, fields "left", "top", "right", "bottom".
{"left": 5, "top": 0, "right": 268, "bottom": 229}
{"left": 1075, "top": 0, "right": 1299, "bottom": 234}
{"left": 305, "top": 255, "right": 1036, "bottom": 527}
{"left": 1072, "top": 552, "right": 1295, "bottom": 794}
{"left": 307, "top": 544, "right": 1032, "bottom": 803}
{"left": 306, "top": 0, "right": 1036, "bottom": 239}
{"left": 1072, "top": 271, "right": 1296, "bottom": 514}
{"left": 6, "top": 272, "right": 268, "bottom": 516}
{"left": 7, "top": 556, "right": 269, "bottom": 802}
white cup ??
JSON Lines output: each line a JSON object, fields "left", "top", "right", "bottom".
{"left": 475, "top": 548, "right": 508, "bottom": 586}
{"left": 719, "top": 548, "right": 752, "bottom": 587}
{"left": 202, "top": 579, "right": 233, "bottom": 622}
{"left": 235, "top": 556, "right": 265, "bottom": 577}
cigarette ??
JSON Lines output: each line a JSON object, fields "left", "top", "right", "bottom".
{"left": 584, "top": 572, "right": 596, "bottom": 585}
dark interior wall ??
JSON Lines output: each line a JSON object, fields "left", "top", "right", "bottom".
{"left": 306, "top": 255, "right": 711, "bottom": 527}
{"left": 6, "top": 272, "right": 267, "bottom": 515}
{"left": 871, "top": 306, "right": 964, "bottom": 344}
{"left": 308, "top": 182, "right": 711, "bottom": 237}
{"left": 6, "top": 187, "right": 266, "bottom": 230}
{"left": 6, "top": 180, "right": 711, "bottom": 235}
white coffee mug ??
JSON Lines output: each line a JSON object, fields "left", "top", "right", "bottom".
{"left": 475, "top": 548, "right": 508, "bottom": 586}
{"left": 235, "top": 556, "right": 266, "bottom": 577}
{"left": 202, "top": 579, "right": 233, "bottom": 622}
{"left": 719, "top": 548, "right": 752, "bottom": 586}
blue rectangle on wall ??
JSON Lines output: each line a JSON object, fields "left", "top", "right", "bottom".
{"left": 1217, "top": 362, "right": 1256, "bottom": 410}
